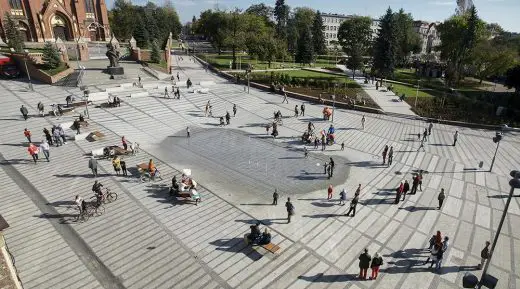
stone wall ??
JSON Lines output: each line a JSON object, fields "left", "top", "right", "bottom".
{"left": 9, "top": 53, "right": 74, "bottom": 84}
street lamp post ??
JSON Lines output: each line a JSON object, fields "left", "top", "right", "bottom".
{"left": 476, "top": 170, "right": 520, "bottom": 289}
{"left": 490, "top": 132, "right": 502, "bottom": 172}
{"left": 84, "top": 90, "right": 90, "bottom": 119}
{"left": 23, "top": 49, "right": 33, "bottom": 91}
{"left": 332, "top": 86, "right": 336, "bottom": 123}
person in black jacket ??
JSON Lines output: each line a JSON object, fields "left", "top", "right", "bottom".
{"left": 370, "top": 252, "right": 383, "bottom": 280}
{"left": 402, "top": 180, "right": 410, "bottom": 201}
{"left": 358, "top": 249, "right": 372, "bottom": 279}
{"left": 345, "top": 195, "right": 359, "bottom": 217}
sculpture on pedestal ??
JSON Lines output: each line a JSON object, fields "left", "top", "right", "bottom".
{"left": 106, "top": 34, "right": 124, "bottom": 76}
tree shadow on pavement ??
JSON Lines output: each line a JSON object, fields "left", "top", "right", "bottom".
{"left": 302, "top": 213, "right": 344, "bottom": 218}
{"left": 297, "top": 273, "right": 358, "bottom": 283}
{"left": 0, "top": 143, "right": 29, "bottom": 147}
{"left": 0, "top": 158, "right": 31, "bottom": 165}
{"left": 345, "top": 161, "right": 387, "bottom": 168}
{"left": 235, "top": 218, "right": 288, "bottom": 225}
{"left": 360, "top": 198, "right": 394, "bottom": 205}
{"left": 209, "top": 238, "right": 263, "bottom": 261}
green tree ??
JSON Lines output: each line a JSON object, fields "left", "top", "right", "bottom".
{"left": 3, "top": 13, "right": 23, "bottom": 52}
{"left": 438, "top": 6, "right": 487, "bottom": 84}
{"left": 470, "top": 40, "right": 517, "bottom": 83}
{"left": 274, "top": 0, "right": 289, "bottom": 39}
{"left": 338, "top": 16, "right": 372, "bottom": 78}
{"left": 195, "top": 10, "right": 227, "bottom": 54}
{"left": 373, "top": 8, "right": 398, "bottom": 78}
{"left": 150, "top": 40, "right": 161, "bottom": 63}
{"left": 393, "top": 9, "right": 417, "bottom": 66}
{"left": 246, "top": 3, "right": 274, "bottom": 25}
{"left": 505, "top": 65, "right": 520, "bottom": 93}
{"left": 110, "top": 0, "right": 135, "bottom": 41}
{"left": 312, "top": 11, "right": 326, "bottom": 55}
{"left": 295, "top": 27, "right": 314, "bottom": 65}
{"left": 42, "top": 42, "right": 62, "bottom": 69}
{"left": 133, "top": 14, "right": 149, "bottom": 48}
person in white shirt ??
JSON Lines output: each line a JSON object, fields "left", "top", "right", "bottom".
{"left": 39, "top": 140, "right": 50, "bottom": 162}
{"left": 75, "top": 195, "right": 86, "bottom": 219}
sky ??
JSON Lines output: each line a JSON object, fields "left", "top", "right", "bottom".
{"left": 106, "top": 0, "right": 520, "bottom": 32}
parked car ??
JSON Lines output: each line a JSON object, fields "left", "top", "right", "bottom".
{"left": 0, "top": 54, "right": 20, "bottom": 78}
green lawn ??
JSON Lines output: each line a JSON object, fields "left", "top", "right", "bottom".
{"left": 251, "top": 69, "right": 359, "bottom": 86}
{"left": 392, "top": 83, "right": 437, "bottom": 98}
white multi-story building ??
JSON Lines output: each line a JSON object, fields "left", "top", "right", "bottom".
{"left": 321, "top": 13, "right": 379, "bottom": 47}
{"left": 413, "top": 21, "right": 441, "bottom": 55}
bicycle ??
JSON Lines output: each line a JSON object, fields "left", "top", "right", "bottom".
{"left": 274, "top": 117, "right": 283, "bottom": 126}
{"left": 77, "top": 206, "right": 90, "bottom": 222}
{"left": 88, "top": 197, "right": 106, "bottom": 216}
{"left": 101, "top": 188, "right": 118, "bottom": 203}
{"left": 139, "top": 168, "right": 163, "bottom": 183}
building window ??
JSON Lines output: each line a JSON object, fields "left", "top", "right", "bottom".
{"left": 9, "top": 0, "right": 24, "bottom": 15}
{"left": 85, "top": 0, "right": 95, "bottom": 18}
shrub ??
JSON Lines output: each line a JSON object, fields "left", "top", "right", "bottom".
{"left": 42, "top": 42, "right": 61, "bottom": 70}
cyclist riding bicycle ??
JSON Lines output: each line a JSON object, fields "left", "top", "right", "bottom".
{"left": 92, "top": 181, "right": 104, "bottom": 206}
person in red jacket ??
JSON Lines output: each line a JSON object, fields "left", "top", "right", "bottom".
{"left": 24, "top": 128, "right": 32, "bottom": 143}
{"left": 27, "top": 143, "right": 39, "bottom": 163}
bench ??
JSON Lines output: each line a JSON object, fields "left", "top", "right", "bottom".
{"left": 198, "top": 80, "right": 216, "bottom": 86}
{"left": 88, "top": 91, "right": 109, "bottom": 104}
{"left": 262, "top": 243, "right": 280, "bottom": 254}
{"left": 120, "top": 83, "right": 134, "bottom": 88}
{"left": 105, "top": 86, "right": 125, "bottom": 93}
{"left": 130, "top": 91, "right": 149, "bottom": 98}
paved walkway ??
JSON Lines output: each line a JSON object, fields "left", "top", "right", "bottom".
{"left": 334, "top": 65, "right": 416, "bottom": 116}
{"left": 0, "top": 53, "right": 519, "bottom": 289}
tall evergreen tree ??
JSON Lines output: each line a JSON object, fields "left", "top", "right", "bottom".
{"left": 312, "top": 11, "right": 326, "bottom": 55}
{"left": 150, "top": 40, "right": 161, "bottom": 63}
{"left": 274, "top": 0, "right": 289, "bottom": 39}
{"left": 373, "top": 7, "right": 398, "bottom": 78}
{"left": 42, "top": 42, "right": 62, "bottom": 69}
{"left": 133, "top": 15, "right": 149, "bottom": 48}
{"left": 110, "top": 0, "right": 135, "bottom": 41}
{"left": 295, "top": 27, "right": 314, "bottom": 65}
{"left": 3, "top": 13, "right": 23, "bottom": 52}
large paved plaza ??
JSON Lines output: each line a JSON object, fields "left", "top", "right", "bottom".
{"left": 0, "top": 54, "right": 520, "bottom": 289}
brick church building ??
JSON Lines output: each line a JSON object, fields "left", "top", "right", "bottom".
{"left": 0, "top": 0, "right": 110, "bottom": 43}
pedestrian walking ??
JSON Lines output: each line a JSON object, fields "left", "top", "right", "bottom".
{"left": 437, "top": 188, "right": 445, "bottom": 209}
{"left": 453, "top": 131, "right": 458, "bottom": 146}
{"left": 327, "top": 184, "right": 333, "bottom": 200}
{"left": 321, "top": 134, "right": 326, "bottom": 151}
{"left": 418, "top": 172, "right": 423, "bottom": 191}
{"left": 358, "top": 249, "right": 371, "bottom": 280}
{"left": 225, "top": 111, "right": 231, "bottom": 125}
{"left": 304, "top": 147, "right": 308, "bottom": 158}
{"left": 375, "top": 82, "right": 379, "bottom": 90}
{"left": 176, "top": 87, "right": 180, "bottom": 99}
{"left": 27, "top": 143, "right": 38, "bottom": 163}
{"left": 417, "top": 132, "right": 421, "bottom": 140}
{"left": 112, "top": 156, "right": 121, "bottom": 175}
{"left": 314, "top": 138, "right": 319, "bottom": 149}
{"left": 24, "top": 128, "right": 32, "bottom": 143}
{"left": 37, "top": 102, "right": 44, "bottom": 116}
{"left": 478, "top": 241, "right": 490, "bottom": 269}
{"left": 423, "top": 128, "right": 428, "bottom": 142}
{"left": 177, "top": 72, "right": 180, "bottom": 81}
{"left": 282, "top": 92, "right": 289, "bottom": 104}
{"left": 73, "top": 119, "right": 81, "bottom": 135}
{"left": 434, "top": 244, "right": 444, "bottom": 270}
{"left": 402, "top": 180, "right": 410, "bottom": 201}
{"left": 411, "top": 175, "right": 419, "bottom": 194}
{"left": 205, "top": 102, "right": 210, "bottom": 117}
{"left": 323, "top": 162, "right": 328, "bottom": 175}
{"left": 39, "top": 140, "right": 50, "bottom": 162}
{"left": 164, "top": 87, "right": 170, "bottom": 98}
{"left": 361, "top": 115, "right": 365, "bottom": 130}
{"left": 20, "top": 105, "right": 29, "bottom": 120}
{"left": 186, "top": 126, "right": 190, "bottom": 137}
{"left": 427, "top": 243, "right": 440, "bottom": 268}
{"left": 286, "top": 197, "right": 294, "bottom": 223}
{"left": 345, "top": 195, "right": 359, "bottom": 217}
{"left": 57, "top": 125, "right": 67, "bottom": 144}
{"left": 266, "top": 123, "right": 271, "bottom": 135}
{"left": 395, "top": 182, "right": 404, "bottom": 204}
{"left": 52, "top": 127, "right": 62, "bottom": 146}
{"left": 233, "top": 104, "right": 237, "bottom": 117}
{"left": 355, "top": 184, "right": 361, "bottom": 196}
{"left": 300, "top": 103, "right": 305, "bottom": 116}
{"left": 88, "top": 156, "right": 98, "bottom": 177}
{"left": 370, "top": 252, "right": 383, "bottom": 280}
{"left": 138, "top": 75, "right": 142, "bottom": 85}
{"left": 388, "top": 146, "right": 394, "bottom": 165}
{"left": 428, "top": 122, "right": 433, "bottom": 135}
{"left": 122, "top": 136, "right": 128, "bottom": 151}
{"left": 273, "top": 189, "right": 278, "bottom": 205}
{"left": 382, "top": 145, "right": 389, "bottom": 165}
{"left": 418, "top": 139, "right": 425, "bottom": 151}
{"left": 294, "top": 105, "right": 299, "bottom": 117}
{"left": 339, "top": 188, "right": 346, "bottom": 205}
{"left": 341, "top": 142, "right": 345, "bottom": 151}
{"left": 43, "top": 128, "right": 53, "bottom": 145}
{"left": 121, "top": 160, "right": 128, "bottom": 176}
{"left": 329, "top": 157, "right": 335, "bottom": 178}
